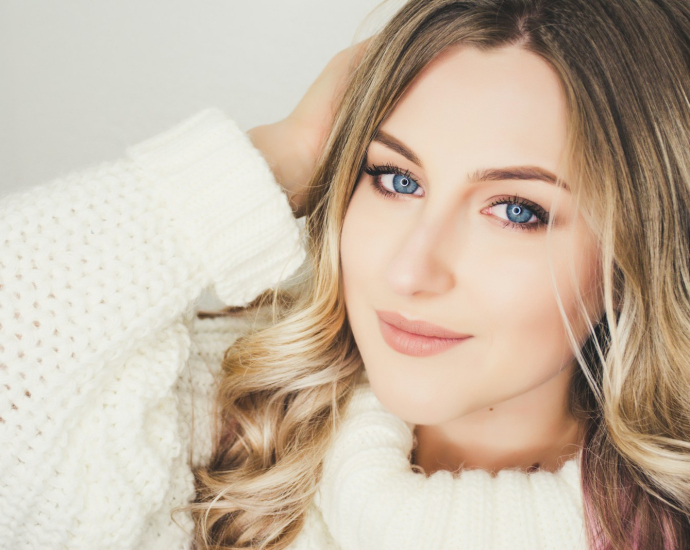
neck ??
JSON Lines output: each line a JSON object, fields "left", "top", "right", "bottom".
{"left": 313, "top": 381, "right": 587, "bottom": 550}
{"left": 411, "top": 362, "right": 583, "bottom": 476}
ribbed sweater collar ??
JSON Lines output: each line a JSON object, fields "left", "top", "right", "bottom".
{"left": 313, "top": 382, "right": 588, "bottom": 550}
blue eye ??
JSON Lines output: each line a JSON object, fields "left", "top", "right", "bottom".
{"left": 506, "top": 203, "right": 533, "bottom": 223}
{"left": 389, "top": 173, "right": 418, "bottom": 194}
{"left": 363, "top": 163, "right": 423, "bottom": 198}
{"left": 487, "top": 196, "right": 550, "bottom": 232}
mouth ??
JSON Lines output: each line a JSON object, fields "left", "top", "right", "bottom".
{"left": 376, "top": 310, "right": 472, "bottom": 357}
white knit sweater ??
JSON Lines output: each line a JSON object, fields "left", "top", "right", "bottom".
{"left": 0, "top": 108, "right": 588, "bottom": 550}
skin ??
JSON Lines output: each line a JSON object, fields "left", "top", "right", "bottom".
{"left": 339, "top": 44, "right": 604, "bottom": 475}
{"left": 248, "top": 39, "right": 371, "bottom": 218}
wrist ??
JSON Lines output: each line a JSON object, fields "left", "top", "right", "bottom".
{"left": 247, "top": 120, "right": 311, "bottom": 218}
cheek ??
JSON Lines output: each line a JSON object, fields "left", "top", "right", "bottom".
{"left": 481, "top": 242, "right": 601, "bottom": 412}
{"left": 340, "top": 187, "right": 402, "bottom": 386}
{"left": 482, "top": 255, "right": 562, "bottom": 336}
{"left": 478, "top": 234, "right": 598, "bottom": 358}
{"left": 340, "top": 185, "right": 390, "bottom": 306}
{"left": 340, "top": 200, "right": 366, "bottom": 291}
{"left": 467, "top": 243, "right": 572, "bottom": 381}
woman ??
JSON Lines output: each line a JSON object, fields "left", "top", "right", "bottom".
{"left": 2, "top": 0, "right": 689, "bottom": 549}
{"left": 184, "top": 0, "right": 690, "bottom": 548}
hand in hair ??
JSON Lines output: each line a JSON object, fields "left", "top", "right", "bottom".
{"left": 248, "top": 37, "right": 371, "bottom": 218}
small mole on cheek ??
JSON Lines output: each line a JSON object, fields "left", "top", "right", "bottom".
{"left": 489, "top": 407, "right": 494, "bottom": 411}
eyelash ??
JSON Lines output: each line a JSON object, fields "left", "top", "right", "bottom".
{"left": 362, "top": 162, "right": 550, "bottom": 232}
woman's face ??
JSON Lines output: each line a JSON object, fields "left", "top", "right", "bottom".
{"left": 340, "top": 44, "right": 603, "bottom": 427}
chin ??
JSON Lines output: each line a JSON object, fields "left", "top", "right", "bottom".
{"left": 366, "top": 372, "right": 465, "bottom": 425}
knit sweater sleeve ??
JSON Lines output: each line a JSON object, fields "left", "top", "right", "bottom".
{"left": 0, "top": 108, "right": 307, "bottom": 549}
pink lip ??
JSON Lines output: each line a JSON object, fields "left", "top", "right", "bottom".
{"left": 376, "top": 310, "right": 471, "bottom": 338}
{"left": 376, "top": 310, "right": 472, "bottom": 357}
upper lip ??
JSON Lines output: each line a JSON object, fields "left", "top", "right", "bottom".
{"left": 376, "top": 310, "right": 471, "bottom": 339}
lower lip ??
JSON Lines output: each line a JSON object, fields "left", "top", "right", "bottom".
{"left": 377, "top": 318, "right": 472, "bottom": 357}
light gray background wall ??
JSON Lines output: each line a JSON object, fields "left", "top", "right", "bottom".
{"left": 0, "top": 0, "right": 405, "bottom": 198}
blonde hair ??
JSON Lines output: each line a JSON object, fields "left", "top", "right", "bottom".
{"left": 176, "top": 1, "right": 690, "bottom": 548}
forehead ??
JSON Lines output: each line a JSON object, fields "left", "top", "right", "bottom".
{"left": 379, "top": 44, "right": 568, "bottom": 178}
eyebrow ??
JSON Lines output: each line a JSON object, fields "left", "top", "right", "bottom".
{"left": 372, "top": 129, "right": 570, "bottom": 192}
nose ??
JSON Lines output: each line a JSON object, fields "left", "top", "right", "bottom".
{"left": 385, "top": 213, "right": 457, "bottom": 297}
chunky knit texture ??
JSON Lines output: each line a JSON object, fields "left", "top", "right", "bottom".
{"left": 1, "top": 107, "right": 587, "bottom": 550}
{"left": 307, "top": 382, "right": 587, "bottom": 550}
{"left": 0, "top": 108, "right": 306, "bottom": 550}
